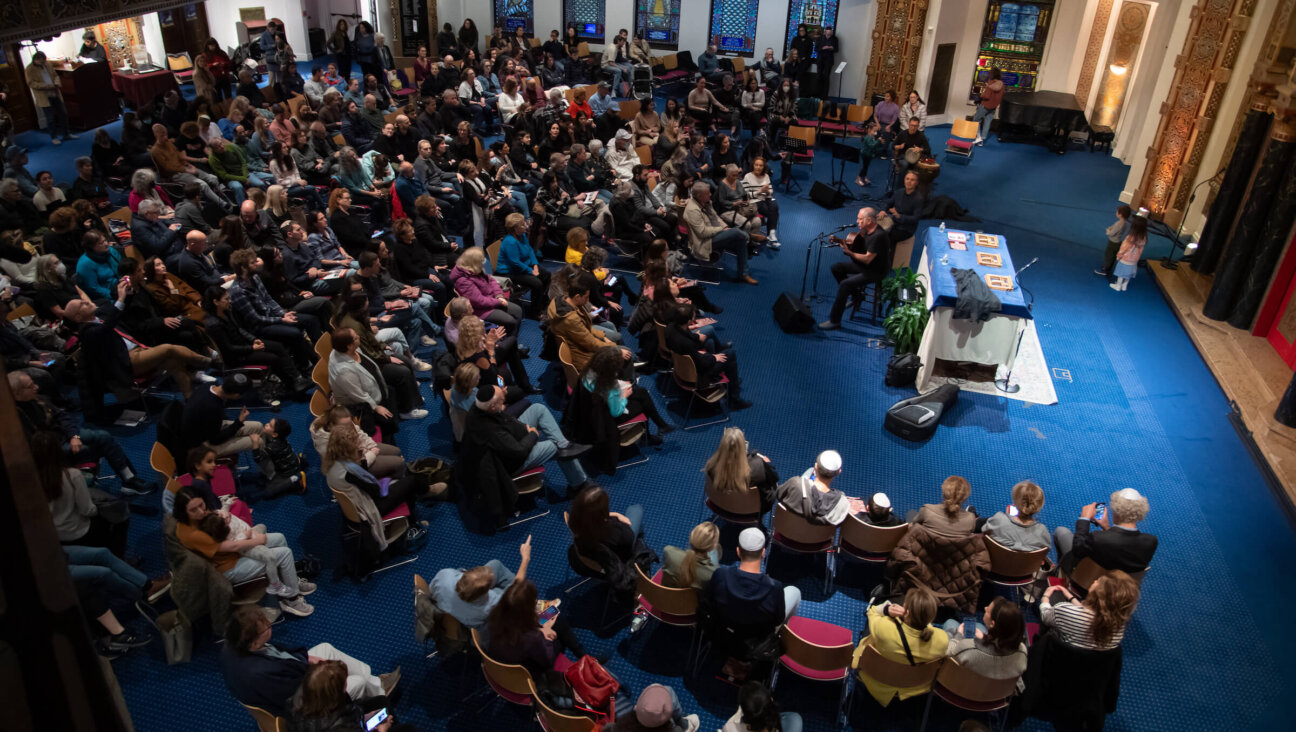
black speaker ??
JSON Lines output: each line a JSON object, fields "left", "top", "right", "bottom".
{"left": 773, "top": 292, "right": 815, "bottom": 333}
{"left": 809, "top": 181, "right": 845, "bottom": 210}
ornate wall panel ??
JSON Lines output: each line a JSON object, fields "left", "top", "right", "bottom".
{"left": 865, "top": 0, "right": 929, "bottom": 99}
{"left": 1075, "top": 0, "right": 1117, "bottom": 108}
{"left": 1091, "top": 1, "right": 1151, "bottom": 127}
{"left": 0, "top": 0, "right": 191, "bottom": 47}
{"left": 1133, "top": 0, "right": 1258, "bottom": 227}
{"left": 494, "top": 0, "right": 534, "bottom": 35}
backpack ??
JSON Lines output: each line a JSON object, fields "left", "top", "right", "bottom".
{"left": 885, "top": 352, "right": 922, "bottom": 387}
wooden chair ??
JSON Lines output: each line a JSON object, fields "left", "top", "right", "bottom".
{"left": 844, "top": 104, "right": 873, "bottom": 139}
{"left": 332, "top": 133, "right": 347, "bottom": 147}
{"left": 702, "top": 480, "right": 765, "bottom": 526}
{"left": 771, "top": 504, "right": 838, "bottom": 593}
{"left": 633, "top": 565, "right": 701, "bottom": 667}
{"left": 5, "top": 302, "right": 35, "bottom": 322}
{"left": 919, "top": 659, "right": 1020, "bottom": 731}
{"left": 636, "top": 145, "right": 653, "bottom": 166}
{"left": 731, "top": 57, "right": 746, "bottom": 75}
{"left": 785, "top": 125, "right": 817, "bottom": 190}
{"left": 945, "top": 118, "right": 978, "bottom": 165}
{"left": 618, "top": 99, "right": 641, "bottom": 121}
{"left": 838, "top": 516, "right": 909, "bottom": 563}
{"left": 330, "top": 486, "right": 417, "bottom": 576}
{"left": 471, "top": 628, "right": 535, "bottom": 706}
{"left": 311, "top": 358, "right": 330, "bottom": 395}
{"left": 772, "top": 616, "right": 856, "bottom": 730}
{"left": 530, "top": 679, "right": 597, "bottom": 732}
{"left": 313, "top": 331, "right": 333, "bottom": 359}
{"left": 123, "top": 244, "right": 142, "bottom": 263}
{"left": 1068, "top": 557, "right": 1149, "bottom": 593}
{"left": 853, "top": 643, "right": 941, "bottom": 706}
{"left": 818, "top": 100, "right": 849, "bottom": 137}
{"left": 485, "top": 239, "right": 502, "bottom": 273}
{"left": 149, "top": 441, "right": 176, "bottom": 483}
{"left": 241, "top": 702, "right": 286, "bottom": 732}
{"left": 984, "top": 536, "right": 1050, "bottom": 601}
{"left": 557, "top": 341, "right": 579, "bottom": 393}
{"left": 309, "top": 390, "right": 332, "bottom": 418}
{"left": 669, "top": 351, "right": 729, "bottom": 430}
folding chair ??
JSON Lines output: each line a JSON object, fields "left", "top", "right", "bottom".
{"left": 920, "top": 659, "right": 1020, "bottom": 731}
{"left": 945, "top": 119, "right": 978, "bottom": 165}
{"left": 470, "top": 628, "right": 535, "bottom": 709}
{"left": 702, "top": 480, "right": 765, "bottom": 527}
{"left": 771, "top": 504, "right": 838, "bottom": 593}
{"left": 330, "top": 487, "right": 418, "bottom": 577}
{"left": 771, "top": 617, "right": 856, "bottom": 730}
{"left": 853, "top": 644, "right": 942, "bottom": 710}
{"left": 983, "top": 537, "right": 1050, "bottom": 604}
{"left": 633, "top": 565, "right": 701, "bottom": 669}
{"left": 530, "top": 679, "right": 596, "bottom": 732}
{"left": 241, "top": 703, "right": 286, "bottom": 732}
{"left": 669, "top": 351, "right": 729, "bottom": 430}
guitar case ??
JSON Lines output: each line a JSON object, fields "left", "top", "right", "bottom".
{"left": 884, "top": 384, "right": 959, "bottom": 441}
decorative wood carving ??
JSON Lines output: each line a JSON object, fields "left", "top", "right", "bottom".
{"left": 1133, "top": 0, "right": 1258, "bottom": 228}
{"left": 865, "top": 0, "right": 929, "bottom": 100}
{"left": 1075, "top": 0, "right": 1117, "bottom": 109}
{"left": 1, "top": 1, "right": 194, "bottom": 47}
{"left": 390, "top": 0, "right": 438, "bottom": 60}
{"left": 1091, "top": 1, "right": 1151, "bottom": 128}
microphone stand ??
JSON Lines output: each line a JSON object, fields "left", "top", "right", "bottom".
{"left": 800, "top": 224, "right": 853, "bottom": 301}
{"left": 995, "top": 257, "right": 1038, "bottom": 395}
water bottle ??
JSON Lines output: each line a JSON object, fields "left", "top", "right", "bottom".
{"left": 939, "top": 221, "right": 946, "bottom": 233}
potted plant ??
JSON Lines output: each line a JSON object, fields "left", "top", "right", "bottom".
{"left": 880, "top": 267, "right": 927, "bottom": 311}
{"left": 884, "top": 301, "right": 929, "bottom": 354}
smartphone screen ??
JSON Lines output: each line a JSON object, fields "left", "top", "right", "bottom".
{"left": 366, "top": 708, "right": 389, "bottom": 731}
{"left": 538, "top": 605, "right": 559, "bottom": 624}
{"left": 964, "top": 618, "right": 978, "bottom": 638}
{"left": 1095, "top": 503, "right": 1107, "bottom": 522}
{"left": 1007, "top": 505, "right": 1019, "bottom": 517}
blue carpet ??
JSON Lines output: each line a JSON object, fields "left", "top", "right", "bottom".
{"left": 23, "top": 100, "right": 1296, "bottom": 730}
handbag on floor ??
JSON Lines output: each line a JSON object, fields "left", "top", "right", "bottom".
{"left": 139, "top": 603, "right": 192, "bottom": 665}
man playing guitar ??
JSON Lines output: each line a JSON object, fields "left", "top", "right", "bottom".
{"left": 819, "top": 207, "right": 890, "bottom": 330}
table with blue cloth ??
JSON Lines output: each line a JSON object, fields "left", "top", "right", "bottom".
{"left": 914, "top": 227, "right": 1031, "bottom": 391}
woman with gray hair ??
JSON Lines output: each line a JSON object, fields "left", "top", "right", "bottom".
{"left": 714, "top": 164, "right": 766, "bottom": 243}
{"left": 127, "top": 169, "right": 175, "bottom": 217}
{"left": 1056, "top": 488, "right": 1157, "bottom": 575}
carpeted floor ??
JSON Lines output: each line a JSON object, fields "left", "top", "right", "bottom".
{"left": 17, "top": 85, "right": 1296, "bottom": 731}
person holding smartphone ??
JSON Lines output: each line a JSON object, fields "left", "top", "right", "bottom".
{"left": 287, "top": 659, "right": 413, "bottom": 731}
{"left": 940, "top": 597, "right": 1027, "bottom": 685}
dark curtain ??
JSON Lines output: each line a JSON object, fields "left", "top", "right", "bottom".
{"left": 1276, "top": 372, "right": 1296, "bottom": 427}
{"left": 1227, "top": 169, "right": 1296, "bottom": 328}
{"left": 1202, "top": 137, "right": 1296, "bottom": 322}
{"left": 1193, "top": 109, "right": 1273, "bottom": 274}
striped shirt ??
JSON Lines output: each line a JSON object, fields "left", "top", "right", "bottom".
{"left": 1040, "top": 599, "right": 1124, "bottom": 651}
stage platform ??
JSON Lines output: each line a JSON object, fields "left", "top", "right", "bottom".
{"left": 1150, "top": 262, "right": 1296, "bottom": 511}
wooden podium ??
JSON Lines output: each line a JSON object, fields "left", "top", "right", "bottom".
{"left": 57, "top": 62, "right": 119, "bottom": 131}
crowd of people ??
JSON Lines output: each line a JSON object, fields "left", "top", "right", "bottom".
{"left": 0, "top": 17, "right": 1160, "bottom": 732}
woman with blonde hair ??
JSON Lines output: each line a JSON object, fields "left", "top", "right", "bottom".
{"left": 913, "top": 475, "right": 976, "bottom": 536}
{"left": 983, "top": 480, "right": 1050, "bottom": 551}
{"left": 662, "top": 522, "right": 720, "bottom": 590}
{"left": 1041, "top": 571, "right": 1138, "bottom": 651}
{"left": 852, "top": 586, "right": 948, "bottom": 706}
{"left": 324, "top": 418, "right": 438, "bottom": 519}
{"left": 703, "top": 427, "right": 779, "bottom": 512}
{"left": 310, "top": 404, "right": 406, "bottom": 479}
{"left": 261, "top": 184, "right": 292, "bottom": 227}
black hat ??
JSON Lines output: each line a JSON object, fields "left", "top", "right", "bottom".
{"left": 475, "top": 384, "right": 497, "bottom": 407}
{"left": 221, "top": 372, "right": 252, "bottom": 395}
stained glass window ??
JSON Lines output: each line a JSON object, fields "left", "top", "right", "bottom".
{"left": 635, "top": 0, "right": 681, "bottom": 49}
{"left": 565, "top": 0, "right": 606, "bottom": 42}
{"left": 494, "top": 0, "right": 534, "bottom": 35}
{"left": 708, "top": 0, "right": 759, "bottom": 57}
{"left": 784, "top": 0, "right": 839, "bottom": 56}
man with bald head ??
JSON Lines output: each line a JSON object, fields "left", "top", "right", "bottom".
{"left": 239, "top": 200, "right": 284, "bottom": 248}
{"left": 819, "top": 207, "right": 889, "bottom": 330}
{"left": 391, "top": 115, "right": 419, "bottom": 162}
{"left": 170, "top": 230, "right": 232, "bottom": 292}
{"left": 392, "top": 161, "right": 425, "bottom": 215}
{"left": 358, "top": 94, "right": 386, "bottom": 138}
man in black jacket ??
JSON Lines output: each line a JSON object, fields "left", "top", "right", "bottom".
{"left": 220, "top": 606, "right": 397, "bottom": 718}
{"left": 819, "top": 207, "right": 890, "bottom": 331}
{"left": 239, "top": 200, "right": 284, "bottom": 248}
{"left": 170, "top": 231, "right": 232, "bottom": 293}
{"left": 179, "top": 373, "right": 263, "bottom": 459}
{"left": 1056, "top": 488, "right": 1158, "bottom": 575}
{"left": 437, "top": 89, "right": 472, "bottom": 135}
{"left": 458, "top": 384, "right": 590, "bottom": 530}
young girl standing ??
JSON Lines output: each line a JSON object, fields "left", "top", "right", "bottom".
{"left": 1111, "top": 215, "right": 1148, "bottom": 292}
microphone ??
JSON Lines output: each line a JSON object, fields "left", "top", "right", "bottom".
{"left": 1015, "top": 257, "right": 1039, "bottom": 276}
{"left": 831, "top": 223, "right": 853, "bottom": 233}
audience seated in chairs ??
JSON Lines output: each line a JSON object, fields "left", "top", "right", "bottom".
{"left": 852, "top": 587, "right": 948, "bottom": 707}
{"left": 311, "top": 405, "right": 407, "bottom": 480}
{"left": 940, "top": 597, "right": 1028, "bottom": 685}
{"left": 704, "top": 527, "right": 800, "bottom": 663}
{"left": 448, "top": 247, "right": 524, "bottom": 336}
{"left": 662, "top": 521, "right": 720, "bottom": 591}
{"left": 548, "top": 269, "right": 631, "bottom": 376}
{"left": 776, "top": 450, "right": 867, "bottom": 525}
{"left": 33, "top": 430, "right": 131, "bottom": 557}
{"left": 720, "top": 682, "right": 802, "bottom": 732}
{"left": 324, "top": 423, "right": 437, "bottom": 542}
{"left": 1055, "top": 488, "right": 1157, "bottom": 575}
{"left": 912, "top": 475, "right": 978, "bottom": 536}
{"left": 328, "top": 326, "right": 427, "bottom": 440}
{"left": 982, "top": 480, "right": 1051, "bottom": 551}
{"left": 562, "top": 345, "right": 673, "bottom": 473}
{"left": 1041, "top": 571, "right": 1139, "bottom": 651}
{"left": 202, "top": 286, "right": 311, "bottom": 394}
{"left": 859, "top": 492, "right": 901, "bottom": 527}
{"left": 661, "top": 301, "right": 751, "bottom": 410}
{"left": 568, "top": 483, "right": 656, "bottom": 598}
{"left": 486, "top": 578, "right": 605, "bottom": 678}
{"left": 288, "top": 659, "right": 414, "bottom": 732}
{"left": 220, "top": 605, "right": 398, "bottom": 719}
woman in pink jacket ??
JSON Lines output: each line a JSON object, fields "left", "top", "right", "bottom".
{"left": 446, "top": 247, "right": 523, "bottom": 335}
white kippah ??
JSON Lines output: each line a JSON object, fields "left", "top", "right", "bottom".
{"left": 738, "top": 527, "right": 766, "bottom": 552}
{"left": 872, "top": 492, "right": 891, "bottom": 509}
{"left": 1116, "top": 488, "right": 1142, "bottom": 501}
{"left": 817, "top": 450, "right": 842, "bottom": 473}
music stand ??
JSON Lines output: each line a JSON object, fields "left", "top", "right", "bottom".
{"left": 779, "top": 135, "right": 807, "bottom": 194}
{"left": 828, "top": 141, "right": 861, "bottom": 202}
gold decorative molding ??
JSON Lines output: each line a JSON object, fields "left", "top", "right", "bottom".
{"left": 1075, "top": 0, "right": 1117, "bottom": 109}
{"left": 390, "top": 0, "right": 438, "bottom": 60}
{"left": 865, "top": 0, "right": 930, "bottom": 99}
{"left": 1092, "top": 2, "right": 1151, "bottom": 128}
{"left": 1133, "top": 0, "right": 1258, "bottom": 228}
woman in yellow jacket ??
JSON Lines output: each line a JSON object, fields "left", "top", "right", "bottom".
{"left": 851, "top": 587, "right": 949, "bottom": 706}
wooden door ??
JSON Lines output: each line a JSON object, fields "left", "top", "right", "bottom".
{"left": 158, "top": 4, "right": 210, "bottom": 58}
{"left": 927, "top": 43, "right": 956, "bottom": 116}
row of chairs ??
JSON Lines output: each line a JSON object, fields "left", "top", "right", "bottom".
{"left": 650, "top": 321, "right": 731, "bottom": 430}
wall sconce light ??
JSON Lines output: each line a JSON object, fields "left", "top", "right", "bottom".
{"left": 1109, "top": 63, "right": 1128, "bottom": 75}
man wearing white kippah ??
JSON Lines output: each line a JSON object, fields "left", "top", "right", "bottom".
{"left": 776, "top": 450, "right": 867, "bottom": 525}
{"left": 861, "top": 492, "right": 901, "bottom": 527}
{"left": 706, "top": 528, "right": 800, "bottom": 644}
{"left": 1055, "top": 488, "right": 1157, "bottom": 575}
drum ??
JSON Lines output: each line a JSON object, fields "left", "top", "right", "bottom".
{"left": 904, "top": 146, "right": 923, "bottom": 165}
{"left": 916, "top": 157, "right": 941, "bottom": 190}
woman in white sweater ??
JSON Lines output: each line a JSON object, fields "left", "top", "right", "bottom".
{"left": 740, "top": 157, "right": 779, "bottom": 247}
{"left": 34, "top": 431, "right": 129, "bottom": 557}
{"left": 897, "top": 90, "right": 928, "bottom": 130}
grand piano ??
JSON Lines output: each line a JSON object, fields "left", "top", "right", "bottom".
{"left": 996, "top": 90, "right": 1087, "bottom": 154}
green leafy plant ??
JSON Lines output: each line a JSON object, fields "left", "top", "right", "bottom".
{"left": 880, "top": 267, "right": 928, "bottom": 310}
{"left": 884, "top": 301, "right": 930, "bottom": 354}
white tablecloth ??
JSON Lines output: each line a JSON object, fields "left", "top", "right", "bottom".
{"left": 914, "top": 247, "right": 1026, "bottom": 392}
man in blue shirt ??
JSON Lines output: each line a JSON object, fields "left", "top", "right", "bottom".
{"left": 430, "top": 535, "right": 532, "bottom": 629}
{"left": 393, "top": 161, "right": 426, "bottom": 215}
{"left": 698, "top": 44, "right": 727, "bottom": 84}
{"left": 588, "top": 82, "right": 621, "bottom": 141}
{"left": 281, "top": 221, "right": 343, "bottom": 295}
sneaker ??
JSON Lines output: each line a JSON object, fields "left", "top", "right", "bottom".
{"left": 413, "top": 359, "right": 433, "bottom": 372}
{"left": 682, "top": 714, "right": 701, "bottom": 732}
{"left": 195, "top": 372, "right": 218, "bottom": 384}
{"left": 974, "top": 135, "right": 984, "bottom": 145}
{"left": 267, "top": 581, "right": 290, "bottom": 597}
{"left": 380, "top": 667, "right": 403, "bottom": 695}
{"left": 556, "top": 442, "right": 593, "bottom": 459}
{"left": 1093, "top": 268, "right": 1110, "bottom": 276}
{"left": 767, "top": 239, "right": 781, "bottom": 250}
{"left": 94, "top": 638, "right": 122, "bottom": 659}
{"left": 65, "top": 133, "right": 80, "bottom": 140}
{"left": 399, "top": 408, "right": 429, "bottom": 420}
{"left": 819, "top": 320, "right": 841, "bottom": 330}
{"left": 51, "top": 138, "right": 62, "bottom": 146}
{"left": 120, "top": 478, "right": 158, "bottom": 496}
{"left": 405, "top": 526, "right": 427, "bottom": 544}
{"left": 106, "top": 631, "right": 152, "bottom": 651}
{"left": 279, "top": 596, "right": 315, "bottom": 617}
{"left": 1110, "top": 283, "right": 1121, "bottom": 291}
{"left": 296, "top": 580, "right": 317, "bottom": 596}
{"left": 420, "top": 335, "right": 437, "bottom": 346}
